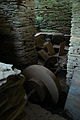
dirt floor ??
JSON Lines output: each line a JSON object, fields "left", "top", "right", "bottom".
{"left": 25, "top": 102, "right": 67, "bottom": 120}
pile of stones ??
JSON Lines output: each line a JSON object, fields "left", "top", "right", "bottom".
{"left": 0, "top": 62, "right": 27, "bottom": 120}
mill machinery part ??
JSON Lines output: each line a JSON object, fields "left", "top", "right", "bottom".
{"left": 23, "top": 65, "right": 61, "bottom": 104}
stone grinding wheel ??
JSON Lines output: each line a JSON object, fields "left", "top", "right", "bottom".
{"left": 23, "top": 65, "right": 60, "bottom": 104}
{"left": 24, "top": 78, "right": 47, "bottom": 103}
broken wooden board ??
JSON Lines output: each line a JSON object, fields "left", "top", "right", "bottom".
{"left": 59, "top": 41, "right": 65, "bottom": 56}
{"left": 35, "top": 32, "right": 63, "bottom": 37}
{"left": 38, "top": 49, "right": 49, "bottom": 60}
{"left": 65, "top": 69, "right": 80, "bottom": 120}
{"left": 44, "top": 42, "right": 55, "bottom": 56}
{"left": 35, "top": 34, "right": 45, "bottom": 49}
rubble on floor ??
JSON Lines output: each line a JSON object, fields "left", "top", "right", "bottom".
{"left": 0, "top": 62, "right": 27, "bottom": 120}
{"left": 0, "top": 61, "right": 73, "bottom": 120}
{"left": 37, "top": 39, "right": 67, "bottom": 74}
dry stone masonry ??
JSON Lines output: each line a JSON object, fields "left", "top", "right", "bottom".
{"left": 0, "top": 0, "right": 38, "bottom": 69}
{"left": 67, "top": 0, "right": 80, "bottom": 86}
{"left": 35, "top": 0, "right": 72, "bottom": 35}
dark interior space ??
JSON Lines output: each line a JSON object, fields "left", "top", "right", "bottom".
{"left": 0, "top": 0, "right": 80, "bottom": 120}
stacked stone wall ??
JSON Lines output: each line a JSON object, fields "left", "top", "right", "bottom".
{"left": 67, "top": 1, "right": 80, "bottom": 85}
{"left": 35, "top": 0, "right": 72, "bottom": 34}
{"left": 0, "top": 0, "right": 38, "bottom": 69}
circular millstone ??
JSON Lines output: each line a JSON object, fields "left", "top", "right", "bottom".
{"left": 23, "top": 65, "right": 60, "bottom": 104}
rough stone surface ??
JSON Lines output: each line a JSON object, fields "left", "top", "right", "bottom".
{"left": 35, "top": 0, "right": 72, "bottom": 34}
{"left": 0, "top": 0, "right": 38, "bottom": 69}
{"left": 65, "top": 69, "right": 80, "bottom": 120}
{"left": 67, "top": 1, "right": 80, "bottom": 86}
{"left": 0, "top": 62, "right": 21, "bottom": 85}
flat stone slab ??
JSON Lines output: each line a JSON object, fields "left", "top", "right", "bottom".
{"left": 0, "top": 62, "right": 21, "bottom": 86}
{"left": 65, "top": 69, "right": 80, "bottom": 120}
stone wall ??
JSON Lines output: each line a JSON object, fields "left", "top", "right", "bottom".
{"left": 0, "top": 0, "right": 38, "bottom": 69}
{"left": 67, "top": 1, "right": 80, "bottom": 86}
{"left": 35, "top": 0, "right": 72, "bottom": 35}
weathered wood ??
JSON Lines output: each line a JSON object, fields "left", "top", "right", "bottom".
{"left": 38, "top": 49, "right": 49, "bottom": 60}
{"left": 59, "top": 41, "right": 65, "bottom": 56}
{"left": 44, "top": 42, "right": 55, "bottom": 56}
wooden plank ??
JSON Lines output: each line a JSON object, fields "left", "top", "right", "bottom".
{"left": 38, "top": 49, "right": 49, "bottom": 60}
{"left": 44, "top": 42, "right": 55, "bottom": 56}
{"left": 59, "top": 41, "right": 65, "bottom": 56}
